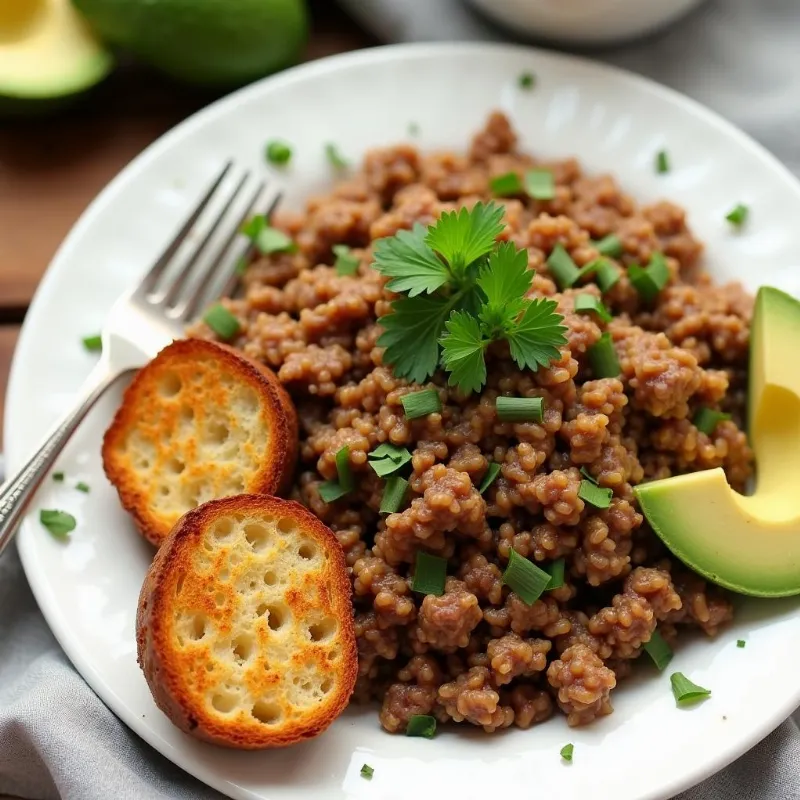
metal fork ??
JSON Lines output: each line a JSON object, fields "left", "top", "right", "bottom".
{"left": 0, "top": 163, "right": 281, "bottom": 556}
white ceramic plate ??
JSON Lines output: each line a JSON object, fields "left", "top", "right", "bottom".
{"left": 6, "top": 43, "right": 800, "bottom": 800}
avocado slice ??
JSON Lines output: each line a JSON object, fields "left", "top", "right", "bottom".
{"left": 635, "top": 286, "right": 800, "bottom": 597}
{"left": 0, "top": 0, "right": 113, "bottom": 114}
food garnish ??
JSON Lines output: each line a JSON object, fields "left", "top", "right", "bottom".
{"left": 479, "top": 462, "right": 501, "bottom": 494}
{"left": 525, "top": 168, "right": 555, "bottom": 200}
{"left": 574, "top": 293, "right": 612, "bottom": 323}
{"left": 578, "top": 480, "right": 613, "bottom": 509}
{"left": 670, "top": 673, "right": 711, "bottom": 706}
{"left": 726, "top": 203, "right": 749, "bottom": 228}
{"left": 368, "top": 444, "right": 412, "bottom": 478}
{"left": 692, "top": 407, "right": 731, "bottom": 435}
{"left": 544, "top": 558, "right": 565, "bottom": 591}
{"left": 75, "top": 482, "right": 90, "bottom": 493}
{"left": 560, "top": 743, "right": 574, "bottom": 762}
{"left": 593, "top": 234, "right": 623, "bottom": 258}
{"left": 587, "top": 332, "right": 621, "bottom": 378}
{"left": 52, "top": 471, "right": 64, "bottom": 482}
{"left": 265, "top": 140, "right": 292, "bottom": 166}
{"left": 325, "top": 142, "right": 349, "bottom": 170}
{"left": 642, "top": 630, "right": 673, "bottom": 671}
{"left": 360, "top": 764, "right": 374, "bottom": 779}
{"left": 203, "top": 304, "right": 241, "bottom": 341}
{"left": 241, "top": 214, "right": 296, "bottom": 255}
{"left": 380, "top": 476, "right": 409, "bottom": 514}
{"left": 737, "top": 640, "right": 746, "bottom": 648}
{"left": 401, "top": 389, "right": 442, "bottom": 419}
{"left": 406, "top": 715, "right": 437, "bottom": 738}
{"left": 656, "top": 149, "right": 670, "bottom": 174}
{"left": 518, "top": 72, "right": 536, "bottom": 90}
{"left": 502, "top": 549, "right": 552, "bottom": 605}
{"left": 411, "top": 551, "right": 447, "bottom": 596}
{"left": 628, "top": 252, "right": 669, "bottom": 303}
{"left": 496, "top": 396, "right": 544, "bottom": 423}
{"left": 40, "top": 509, "right": 76, "bottom": 540}
{"left": 82, "top": 334, "right": 102, "bottom": 352}
{"left": 332, "top": 244, "right": 359, "bottom": 276}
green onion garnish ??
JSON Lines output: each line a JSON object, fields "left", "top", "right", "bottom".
{"left": 412, "top": 551, "right": 447, "bottom": 596}
{"left": 265, "top": 140, "right": 292, "bottom": 166}
{"left": 547, "top": 244, "right": 580, "bottom": 289}
{"left": 479, "top": 462, "right": 501, "bottom": 494}
{"left": 588, "top": 332, "right": 620, "bottom": 378}
{"left": 360, "top": 764, "right": 374, "bottom": 780}
{"left": 325, "top": 143, "right": 349, "bottom": 170}
{"left": 240, "top": 215, "right": 266, "bottom": 240}
{"left": 318, "top": 481, "right": 348, "bottom": 504}
{"left": 594, "top": 234, "right": 623, "bottom": 258}
{"left": 693, "top": 407, "right": 731, "bottom": 435}
{"left": 518, "top": 72, "right": 535, "bottom": 90}
{"left": 52, "top": 472, "right": 64, "bottom": 482}
{"left": 255, "top": 226, "right": 296, "bottom": 255}
{"left": 490, "top": 172, "right": 523, "bottom": 197}
{"left": 578, "top": 479, "right": 612, "bottom": 509}
{"left": 560, "top": 743, "right": 574, "bottom": 762}
{"left": 408, "top": 122, "right": 420, "bottom": 136}
{"left": 406, "top": 715, "right": 437, "bottom": 738}
{"left": 203, "top": 304, "right": 241, "bottom": 341}
{"left": 380, "top": 476, "right": 409, "bottom": 514}
{"left": 502, "top": 549, "right": 552, "bottom": 606}
{"left": 332, "top": 244, "right": 359, "bottom": 276}
{"left": 656, "top": 150, "right": 670, "bottom": 174}
{"left": 580, "top": 466, "right": 597, "bottom": 484}
{"left": 40, "top": 509, "right": 76, "bottom": 540}
{"left": 369, "top": 443, "right": 412, "bottom": 478}
{"left": 726, "top": 203, "right": 749, "bottom": 228}
{"left": 593, "top": 259, "right": 620, "bottom": 292}
{"left": 496, "top": 396, "right": 544, "bottom": 423}
{"left": 235, "top": 256, "right": 249, "bottom": 276}
{"left": 82, "top": 334, "right": 102, "bottom": 353}
{"left": 642, "top": 630, "right": 673, "bottom": 671}
{"left": 401, "top": 389, "right": 442, "bottom": 420}
{"left": 670, "top": 672, "right": 711, "bottom": 706}
{"left": 335, "top": 446, "right": 354, "bottom": 493}
{"left": 574, "top": 293, "right": 612, "bottom": 323}
{"left": 525, "top": 169, "right": 556, "bottom": 200}
{"left": 629, "top": 252, "right": 669, "bottom": 303}
{"left": 75, "top": 482, "right": 90, "bottom": 494}
{"left": 737, "top": 639, "right": 746, "bottom": 648}
{"left": 545, "top": 558, "right": 565, "bottom": 591}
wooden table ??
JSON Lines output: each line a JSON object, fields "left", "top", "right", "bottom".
{"left": 0, "top": 0, "right": 376, "bottom": 452}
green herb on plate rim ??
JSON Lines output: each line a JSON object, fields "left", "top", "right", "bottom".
{"left": 479, "top": 462, "right": 501, "bottom": 494}
{"left": 593, "top": 234, "right": 623, "bottom": 258}
{"left": 737, "top": 639, "right": 746, "bottom": 648}
{"left": 670, "top": 672, "right": 711, "bottom": 706}
{"left": 411, "top": 551, "right": 447, "bottom": 596}
{"left": 560, "top": 743, "right": 574, "bottom": 762}
{"left": 82, "top": 334, "right": 102, "bottom": 353}
{"left": 693, "top": 407, "right": 731, "bottom": 435}
{"left": 574, "top": 293, "right": 612, "bottom": 323}
{"left": 52, "top": 472, "right": 64, "bottom": 482}
{"left": 525, "top": 169, "right": 555, "bottom": 200}
{"left": 265, "top": 139, "right": 292, "bottom": 166}
{"left": 726, "top": 203, "right": 749, "bottom": 228}
{"left": 380, "top": 476, "right": 409, "bottom": 514}
{"left": 578, "top": 479, "right": 612, "bottom": 509}
{"left": 203, "top": 304, "right": 241, "bottom": 341}
{"left": 325, "top": 142, "right": 349, "bottom": 170}
{"left": 360, "top": 764, "right": 374, "bottom": 780}
{"left": 369, "top": 443, "right": 413, "bottom": 478}
{"left": 40, "top": 509, "right": 76, "bottom": 540}
{"left": 502, "top": 549, "right": 551, "bottom": 606}
{"left": 490, "top": 171, "right": 523, "bottom": 197}
{"left": 643, "top": 630, "right": 673, "bottom": 671}
{"left": 545, "top": 558, "right": 565, "bottom": 591}
{"left": 401, "top": 389, "right": 442, "bottom": 420}
{"left": 588, "top": 332, "right": 620, "bottom": 378}
{"left": 656, "top": 149, "right": 670, "bottom": 174}
{"left": 518, "top": 72, "right": 536, "bottom": 90}
{"left": 496, "top": 396, "right": 544, "bottom": 423}
{"left": 332, "top": 244, "right": 360, "bottom": 276}
{"left": 75, "top": 482, "right": 90, "bottom": 494}
{"left": 406, "top": 714, "right": 437, "bottom": 738}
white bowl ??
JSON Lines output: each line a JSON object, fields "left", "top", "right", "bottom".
{"left": 467, "top": 0, "right": 707, "bottom": 45}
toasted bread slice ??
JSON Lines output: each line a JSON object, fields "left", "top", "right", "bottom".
{"left": 136, "top": 495, "right": 357, "bottom": 749}
{"left": 102, "top": 339, "right": 298, "bottom": 547}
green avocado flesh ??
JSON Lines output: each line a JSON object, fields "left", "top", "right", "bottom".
{"left": 0, "top": 0, "right": 112, "bottom": 106}
{"left": 635, "top": 286, "right": 800, "bottom": 597}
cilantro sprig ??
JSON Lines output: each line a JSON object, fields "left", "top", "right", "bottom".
{"left": 373, "top": 202, "right": 568, "bottom": 392}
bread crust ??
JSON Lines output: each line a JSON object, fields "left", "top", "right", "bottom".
{"left": 102, "top": 338, "right": 298, "bottom": 547}
{"left": 136, "top": 495, "right": 357, "bottom": 749}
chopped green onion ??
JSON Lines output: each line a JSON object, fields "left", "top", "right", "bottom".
{"left": 408, "top": 122, "right": 420, "bottom": 136}
{"left": 479, "top": 462, "right": 501, "bottom": 494}
{"left": 40, "top": 509, "right": 76, "bottom": 540}
{"left": 203, "top": 304, "right": 241, "bottom": 341}
{"left": 693, "top": 407, "right": 731, "bottom": 435}
{"left": 75, "top": 482, "right": 90, "bottom": 494}
{"left": 518, "top": 72, "right": 536, "bottom": 90}
{"left": 380, "top": 476, "right": 409, "bottom": 514}
{"left": 578, "top": 479, "right": 612, "bottom": 509}
{"left": 670, "top": 672, "right": 711, "bottom": 706}
{"left": 593, "top": 259, "right": 620, "bottom": 292}
{"left": 628, "top": 252, "right": 669, "bottom": 303}
{"left": 412, "top": 551, "right": 447, "bottom": 596}
{"left": 490, "top": 171, "right": 523, "bottom": 197}
{"left": 656, "top": 150, "right": 670, "bottom": 174}
{"left": 255, "top": 226, "right": 296, "bottom": 255}
{"left": 579, "top": 466, "right": 597, "bottom": 484}
{"left": 574, "top": 293, "right": 612, "bottom": 323}
{"left": 588, "top": 332, "right": 620, "bottom": 378}
{"left": 594, "top": 234, "right": 623, "bottom": 258}
{"left": 52, "top": 472, "right": 64, "bottom": 482}
{"left": 240, "top": 214, "right": 266, "bottom": 240}
{"left": 234, "top": 256, "right": 249, "bottom": 276}
{"left": 725, "top": 203, "right": 749, "bottom": 228}
{"left": 502, "top": 549, "right": 551, "bottom": 606}
{"left": 332, "top": 244, "right": 359, "bottom": 276}
{"left": 401, "top": 389, "right": 442, "bottom": 420}
{"left": 496, "top": 396, "right": 544, "bottom": 423}
{"left": 369, "top": 443, "right": 413, "bottom": 478}
{"left": 325, "top": 142, "right": 349, "bottom": 170}
{"left": 643, "top": 630, "right": 673, "bottom": 671}
{"left": 82, "top": 334, "right": 102, "bottom": 353}
{"left": 265, "top": 140, "right": 292, "bottom": 166}
{"left": 525, "top": 169, "right": 555, "bottom": 200}
{"left": 560, "top": 743, "right": 574, "bottom": 762}
{"left": 335, "top": 446, "right": 354, "bottom": 493}
{"left": 546, "top": 244, "right": 580, "bottom": 289}
{"left": 360, "top": 764, "right": 374, "bottom": 780}
{"left": 406, "top": 715, "right": 437, "bottom": 738}
{"left": 318, "top": 480, "right": 348, "bottom": 503}
{"left": 545, "top": 558, "right": 565, "bottom": 591}
{"left": 737, "top": 639, "right": 746, "bottom": 648}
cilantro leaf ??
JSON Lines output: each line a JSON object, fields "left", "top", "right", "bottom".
{"left": 506, "top": 298, "right": 568, "bottom": 370}
{"left": 372, "top": 224, "right": 450, "bottom": 297}
{"left": 425, "top": 202, "right": 505, "bottom": 273}
{"left": 378, "top": 294, "right": 452, "bottom": 383}
{"left": 439, "top": 311, "right": 489, "bottom": 395}
{"left": 477, "top": 242, "right": 532, "bottom": 330}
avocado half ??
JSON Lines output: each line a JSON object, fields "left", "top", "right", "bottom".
{"left": 0, "top": 0, "right": 113, "bottom": 115}
{"left": 635, "top": 287, "right": 800, "bottom": 597}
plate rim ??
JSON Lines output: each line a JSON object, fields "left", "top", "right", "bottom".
{"left": 7, "top": 40, "right": 800, "bottom": 800}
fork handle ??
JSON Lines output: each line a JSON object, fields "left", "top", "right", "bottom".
{"left": 0, "top": 362, "right": 125, "bottom": 557}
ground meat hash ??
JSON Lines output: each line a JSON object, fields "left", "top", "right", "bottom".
{"left": 191, "top": 112, "right": 752, "bottom": 732}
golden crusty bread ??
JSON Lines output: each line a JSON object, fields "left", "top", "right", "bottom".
{"left": 102, "top": 338, "right": 298, "bottom": 547}
{"left": 136, "top": 494, "right": 357, "bottom": 749}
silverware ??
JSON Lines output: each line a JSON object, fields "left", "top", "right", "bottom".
{"left": 0, "top": 163, "right": 281, "bottom": 556}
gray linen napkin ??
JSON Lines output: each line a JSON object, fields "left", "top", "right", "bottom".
{"left": 3, "top": 1, "right": 800, "bottom": 797}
